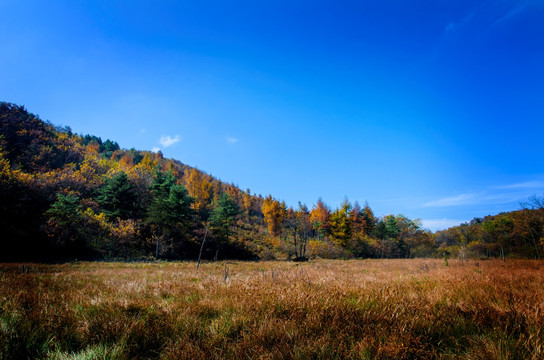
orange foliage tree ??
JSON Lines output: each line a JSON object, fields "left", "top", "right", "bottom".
{"left": 310, "top": 198, "right": 330, "bottom": 239}
{"left": 262, "top": 195, "right": 286, "bottom": 238}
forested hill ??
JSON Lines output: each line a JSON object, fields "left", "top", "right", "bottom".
{"left": 434, "top": 203, "right": 544, "bottom": 260}
{"left": 1, "top": 102, "right": 543, "bottom": 261}
{"left": 0, "top": 102, "right": 269, "bottom": 261}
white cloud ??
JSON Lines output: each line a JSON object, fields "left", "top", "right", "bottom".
{"left": 151, "top": 147, "right": 161, "bottom": 153}
{"left": 421, "top": 219, "right": 465, "bottom": 231}
{"left": 159, "top": 135, "right": 181, "bottom": 148}
{"left": 226, "top": 137, "right": 238, "bottom": 144}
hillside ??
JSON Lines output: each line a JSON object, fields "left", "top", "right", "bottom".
{"left": 1, "top": 102, "right": 543, "bottom": 261}
{"left": 435, "top": 204, "right": 544, "bottom": 260}
{"left": 0, "top": 102, "right": 269, "bottom": 261}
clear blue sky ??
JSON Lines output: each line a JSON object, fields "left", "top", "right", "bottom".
{"left": 1, "top": 0, "right": 543, "bottom": 231}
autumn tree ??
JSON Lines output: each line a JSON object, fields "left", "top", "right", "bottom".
{"left": 119, "top": 152, "right": 134, "bottom": 168}
{"left": 310, "top": 198, "right": 330, "bottom": 239}
{"left": 329, "top": 199, "right": 352, "bottom": 248}
{"left": 482, "top": 215, "right": 515, "bottom": 260}
{"left": 242, "top": 189, "right": 253, "bottom": 218}
{"left": 349, "top": 202, "right": 365, "bottom": 239}
{"left": 395, "top": 215, "right": 422, "bottom": 258}
{"left": 362, "top": 202, "right": 376, "bottom": 235}
{"left": 518, "top": 195, "right": 544, "bottom": 259}
{"left": 184, "top": 168, "right": 213, "bottom": 218}
{"left": 295, "top": 203, "right": 312, "bottom": 259}
{"left": 407, "top": 229, "right": 436, "bottom": 258}
{"left": 140, "top": 152, "right": 158, "bottom": 170}
{"left": 262, "top": 195, "right": 286, "bottom": 238}
{"left": 283, "top": 202, "right": 312, "bottom": 259}
{"left": 456, "top": 221, "right": 478, "bottom": 260}
{"left": 126, "top": 152, "right": 155, "bottom": 212}
{"left": 347, "top": 201, "right": 372, "bottom": 257}
{"left": 225, "top": 183, "right": 240, "bottom": 201}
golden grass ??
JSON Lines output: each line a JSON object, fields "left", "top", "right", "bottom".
{"left": 1, "top": 259, "right": 543, "bottom": 359}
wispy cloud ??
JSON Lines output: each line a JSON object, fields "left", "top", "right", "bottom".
{"left": 151, "top": 147, "right": 160, "bottom": 153}
{"left": 446, "top": 2, "right": 530, "bottom": 37}
{"left": 226, "top": 137, "right": 238, "bottom": 144}
{"left": 494, "top": 1, "right": 529, "bottom": 25}
{"left": 421, "top": 218, "right": 465, "bottom": 231}
{"left": 445, "top": 10, "right": 476, "bottom": 34}
{"left": 422, "top": 180, "right": 544, "bottom": 208}
{"left": 484, "top": 1, "right": 531, "bottom": 34}
{"left": 159, "top": 135, "right": 181, "bottom": 148}
{"left": 139, "top": 128, "right": 146, "bottom": 134}
{"left": 496, "top": 181, "right": 544, "bottom": 190}
{"left": 423, "top": 193, "right": 475, "bottom": 207}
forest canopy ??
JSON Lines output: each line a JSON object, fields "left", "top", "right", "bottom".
{"left": 1, "top": 102, "right": 543, "bottom": 261}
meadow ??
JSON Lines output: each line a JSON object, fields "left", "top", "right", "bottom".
{"left": 1, "top": 259, "right": 543, "bottom": 359}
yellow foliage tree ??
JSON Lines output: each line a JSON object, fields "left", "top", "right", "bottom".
{"left": 184, "top": 168, "right": 212, "bottom": 215}
{"left": 262, "top": 195, "right": 286, "bottom": 238}
{"left": 242, "top": 189, "right": 252, "bottom": 217}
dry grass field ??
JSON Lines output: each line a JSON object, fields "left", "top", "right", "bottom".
{"left": 1, "top": 259, "right": 543, "bottom": 359}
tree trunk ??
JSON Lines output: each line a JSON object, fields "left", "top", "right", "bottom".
{"left": 293, "top": 231, "right": 298, "bottom": 258}
{"left": 155, "top": 231, "right": 161, "bottom": 259}
{"left": 527, "top": 226, "right": 541, "bottom": 260}
{"left": 197, "top": 223, "right": 209, "bottom": 270}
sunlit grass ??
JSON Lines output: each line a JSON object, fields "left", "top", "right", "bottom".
{"left": 1, "top": 259, "right": 543, "bottom": 359}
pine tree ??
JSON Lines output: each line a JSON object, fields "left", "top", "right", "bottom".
{"left": 97, "top": 171, "right": 138, "bottom": 219}
{"left": 210, "top": 193, "right": 239, "bottom": 245}
{"left": 146, "top": 171, "right": 193, "bottom": 258}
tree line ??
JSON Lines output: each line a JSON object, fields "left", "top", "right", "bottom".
{"left": 1, "top": 102, "right": 543, "bottom": 261}
{"left": 434, "top": 197, "right": 543, "bottom": 260}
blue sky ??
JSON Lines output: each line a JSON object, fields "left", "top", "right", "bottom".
{"left": 1, "top": 0, "right": 543, "bottom": 231}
